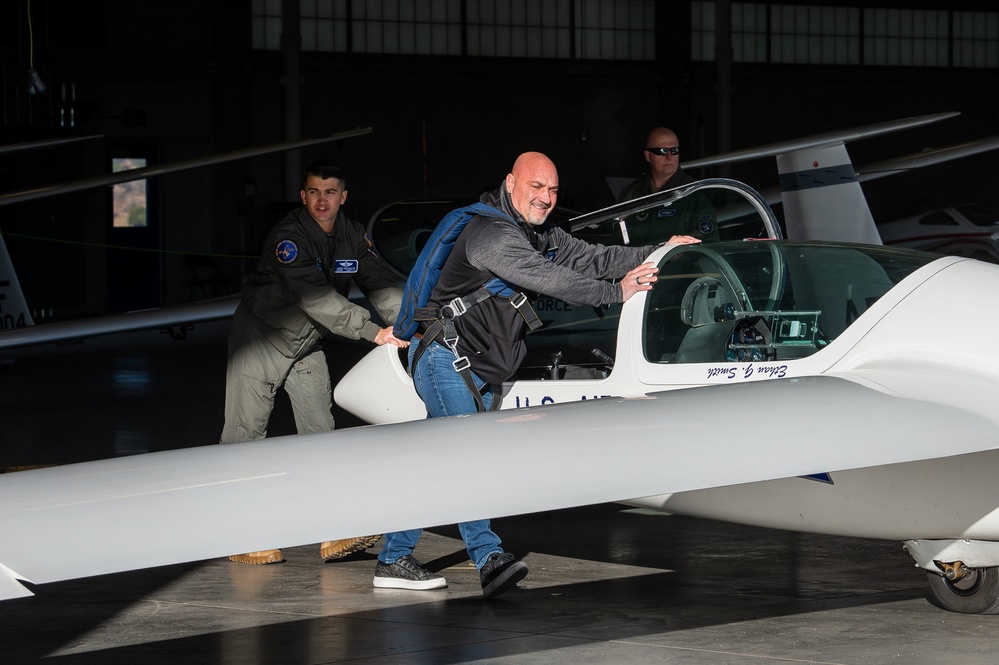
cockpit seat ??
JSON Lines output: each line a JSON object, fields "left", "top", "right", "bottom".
{"left": 673, "top": 276, "right": 742, "bottom": 363}
{"left": 679, "top": 276, "right": 736, "bottom": 327}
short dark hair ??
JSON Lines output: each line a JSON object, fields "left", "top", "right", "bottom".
{"left": 302, "top": 160, "right": 347, "bottom": 190}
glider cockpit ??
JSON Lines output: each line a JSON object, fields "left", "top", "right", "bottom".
{"left": 642, "top": 240, "right": 934, "bottom": 367}
{"left": 516, "top": 177, "right": 935, "bottom": 382}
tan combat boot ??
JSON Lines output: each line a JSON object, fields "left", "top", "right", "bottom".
{"left": 319, "top": 535, "right": 382, "bottom": 562}
{"left": 228, "top": 549, "right": 283, "bottom": 564}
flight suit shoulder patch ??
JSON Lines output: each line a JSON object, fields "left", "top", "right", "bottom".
{"left": 275, "top": 239, "right": 299, "bottom": 264}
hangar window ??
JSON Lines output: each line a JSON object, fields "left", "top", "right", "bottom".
{"left": 251, "top": 0, "right": 656, "bottom": 61}
{"left": 111, "top": 158, "right": 148, "bottom": 229}
{"left": 571, "top": 0, "right": 655, "bottom": 61}
{"left": 301, "top": 0, "right": 350, "bottom": 52}
{"left": 953, "top": 11, "right": 999, "bottom": 68}
{"left": 693, "top": 2, "right": 861, "bottom": 65}
{"left": 467, "top": 0, "right": 573, "bottom": 59}
{"left": 864, "top": 8, "right": 948, "bottom": 67}
{"left": 732, "top": 3, "right": 768, "bottom": 63}
{"left": 693, "top": 2, "right": 998, "bottom": 69}
{"left": 353, "top": 0, "right": 463, "bottom": 55}
{"left": 772, "top": 5, "right": 860, "bottom": 65}
{"left": 250, "top": 0, "right": 285, "bottom": 51}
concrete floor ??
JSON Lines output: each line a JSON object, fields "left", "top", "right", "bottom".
{"left": 2, "top": 341, "right": 998, "bottom": 663}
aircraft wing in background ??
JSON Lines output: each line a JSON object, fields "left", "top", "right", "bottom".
{"left": 0, "top": 230, "right": 237, "bottom": 355}
{"left": 681, "top": 112, "right": 961, "bottom": 171}
{"left": 607, "top": 112, "right": 999, "bottom": 246}
{"left": 0, "top": 294, "right": 238, "bottom": 353}
{"left": 0, "top": 126, "right": 373, "bottom": 208}
{"left": 684, "top": 112, "right": 958, "bottom": 244}
{"left": 0, "top": 134, "right": 104, "bottom": 156}
{"left": 0, "top": 126, "right": 380, "bottom": 355}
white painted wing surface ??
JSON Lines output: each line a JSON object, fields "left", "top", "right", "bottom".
{"left": 1, "top": 375, "right": 997, "bottom": 600}
{"left": 0, "top": 126, "right": 374, "bottom": 208}
{"left": 681, "top": 112, "right": 959, "bottom": 169}
{"left": 0, "top": 296, "right": 238, "bottom": 350}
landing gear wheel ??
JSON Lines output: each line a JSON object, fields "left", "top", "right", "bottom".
{"left": 926, "top": 566, "right": 999, "bottom": 614}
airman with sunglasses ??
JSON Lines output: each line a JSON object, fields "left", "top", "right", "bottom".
{"left": 618, "top": 127, "right": 719, "bottom": 243}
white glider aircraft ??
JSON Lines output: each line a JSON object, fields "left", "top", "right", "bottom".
{"left": 3, "top": 121, "right": 999, "bottom": 615}
{"left": 878, "top": 199, "right": 999, "bottom": 263}
{"left": 335, "top": 177, "right": 999, "bottom": 615}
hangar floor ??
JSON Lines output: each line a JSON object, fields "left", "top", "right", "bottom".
{"left": 2, "top": 341, "right": 998, "bottom": 664}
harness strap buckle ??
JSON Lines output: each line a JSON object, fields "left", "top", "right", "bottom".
{"left": 441, "top": 318, "right": 459, "bottom": 348}
{"left": 507, "top": 291, "right": 543, "bottom": 331}
{"left": 452, "top": 355, "right": 471, "bottom": 372}
{"left": 414, "top": 306, "right": 443, "bottom": 322}
{"left": 442, "top": 297, "right": 468, "bottom": 318}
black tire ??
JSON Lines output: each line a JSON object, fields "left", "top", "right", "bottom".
{"left": 926, "top": 567, "right": 999, "bottom": 614}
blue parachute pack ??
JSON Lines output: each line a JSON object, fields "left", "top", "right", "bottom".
{"left": 393, "top": 201, "right": 522, "bottom": 341}
{"left": 393, "top": 201, "right": 546, "bottom": 412}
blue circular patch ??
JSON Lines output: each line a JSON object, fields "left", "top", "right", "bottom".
{"left": 698, "top": 220, "right": 716, "bottom": 235}
{"left": 275, "top": 239, "right": 299, "bottom": 264}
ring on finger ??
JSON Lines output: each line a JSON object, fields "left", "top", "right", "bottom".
{"left": 635, "top": 276, "right": 641, "bottom": 285}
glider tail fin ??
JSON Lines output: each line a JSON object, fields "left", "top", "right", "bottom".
{"left": 0, "top": 231, "right": 35, "bottom": 330}
{"left": 776, "top": 142, "right": 882, "bottom": 245}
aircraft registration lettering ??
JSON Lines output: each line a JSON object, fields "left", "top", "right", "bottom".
{"left": 1, "top": 278, "right": 30, "bottom": 329}
{"left": 1, "top": 313, "right": 28, "bottom": 330}
{"left": 706, "top": 363, "right": 789, "bottom": 380}
{"left": 533, "top": 298, "right": 573, "bottom": 312}
{"left": 513, "top": 394, "right": 611, "bottom": 408}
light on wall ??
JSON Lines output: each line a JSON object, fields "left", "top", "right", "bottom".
{"left": 26, "top": 0, "right": 45, "bottom": 95}
{"left": 27, "top": 67, "right": 46, "bottom": 95}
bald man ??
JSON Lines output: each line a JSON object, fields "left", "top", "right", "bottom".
{"left": 619, "top": 127, "right": 719, "bottom": 243}
{"left": 372, "top": 152, "right": 699, "bottom": 598}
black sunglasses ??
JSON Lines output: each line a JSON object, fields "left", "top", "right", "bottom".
{"left": 646, "top": 146, "right": 680, "bottom": 156}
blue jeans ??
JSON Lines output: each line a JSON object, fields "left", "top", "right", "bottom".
{"left": 378, "top": 340, "right": 503, "bottom": 570}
